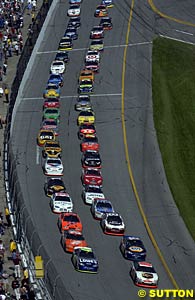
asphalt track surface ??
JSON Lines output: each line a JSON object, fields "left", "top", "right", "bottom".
{"left": 11, "top": 0, "right": 195, "bottom": 299}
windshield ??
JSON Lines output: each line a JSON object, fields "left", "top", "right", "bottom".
{"left": 79, "top": 112, "right": 93, "bottom": 116}
{"left": 45, "top": 109, "right": 58, "bottom": 114}
{"left": 47, "top": 159, "right": 61, "bottom": 164}
{"left": 47, "top": 85, "right": 58, "bottom": 90}
{"left": 107, "top": 216, "right": 122, "bottom": 223}
{"left": 136, "top": 266, "right": 155, "bottom": 273}
{"left": 53, "top": 62, "right": 63, "bottom": 66}
{"left": 79, "top": 250, "right": 95, "bottom": 259}
{"left": 86, "top": 169, "right": 100, "bottom": 176}
{"left": 40, "top": 132, "right": 53, "bottom": 138}
{"left": 49, "top": 179, "right": 63, "bottom": 186}
{"left": 66, "top": 233, "right": 84, "bottom": 240}
{"left": 96, "top": 202, "right": 112, "bottom": 209}
{"left": 43, "top": 120, "right": 57, "bottom": 126}
{"left": 91, "top": 40, "right": 103, "bottom": 45}
{"left": 87, "top": 186, "right": 102, "bottom": 193}
{"left": 63, "top": 215, "right": 79, "bottom": 222}
{"left": 55, "top": 196, "right": 70, "bottom": 202}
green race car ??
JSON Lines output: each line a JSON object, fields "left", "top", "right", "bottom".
{"left": 89, "top": 39, "right": 104, "bottom": 52}
{"left": 43, "top": 108, "right": 60, "bottom": 122}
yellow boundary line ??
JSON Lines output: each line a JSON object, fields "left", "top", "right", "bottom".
{"left": 121, "top": 0, "right": 179, "bottom": 289}
{"left": 148, "top": 0, "right": 195, "bottom": 27}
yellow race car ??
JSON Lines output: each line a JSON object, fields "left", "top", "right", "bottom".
{"left": 43, "top": 83, "right": 60, "bottom": 98}
{"left": 58, "top": 37, "right": 73, "bottom": 51}
{"left": 79, "top": 69, "right": 95, "bottom": 83}
{"left": 37, "top": 129, "right": 55, "bottom": 146}
{"left": 77, "top": 111, "right": 95, "bottom": 126}
{"left": 42, "top": 141, "right": 62, "bottom": 158}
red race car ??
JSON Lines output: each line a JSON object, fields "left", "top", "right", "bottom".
{"left": 58, "top": 212, "right": 83, "bottom": 233}
{"left": 78, "top": 124, "right": 96, "bottom": 139}
{"left": 90, "top": 26, "right": 104, "bottom": 39}
{"left": 80, "top": 135, "right": 99, "bottom": 152}
{"left": 43, "top": 98, "right": 60, "bottom": 109}
{"left": 61, "top": 230, "right": 87, "bottom": 253}
{"left": 81, "top": 168, "right": 103, "bottom": 187}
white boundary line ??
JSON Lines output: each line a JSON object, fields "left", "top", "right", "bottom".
{"left": 36, "top": 145, "right": 40, "bottom": 165}
{"left": 174, "top": 29, "right": 193, "bottom": 36}
{"left": 22, "top": 93, "right": 122, "bottom": 100}
{"left": 159, "top": 34, "right": 195, "bottom": 45}
{"left": 36, "top": 41, "right": 152, "bottom": 54}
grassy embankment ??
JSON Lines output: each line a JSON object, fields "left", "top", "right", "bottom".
{"left": 152, "top": 37, "right": 195, "bottom": 240}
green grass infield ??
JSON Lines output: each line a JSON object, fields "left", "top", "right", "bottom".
{"left": 152, "top": 37, "right": 195, "bottom": 240}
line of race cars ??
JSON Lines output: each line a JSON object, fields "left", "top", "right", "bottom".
{"left": 36, "top": 0, "right": 159, "bottom": 287}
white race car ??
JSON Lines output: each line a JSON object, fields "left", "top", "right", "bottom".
{"left": 50, "top": 192, "right": 73, "bottom": 213}
{"left": 67, "top": 5, "right": 80, "bottom": 17}
{"left": 43, "top": 157, "right": 63, "bottom": 176}
{"left": 85, "top": 50, "right": 100, "bottom": 63}
{"left": 130, "top": 261, "right": 159, "bottom": 288}
{"left": 91, "top": 198, "right": 114, "bottom": 220}
{"left": 82, "top": 185, "right": 105, "bottom": 205}
{"left": 100, "top": 212, "right": 125, "bottom": 235}
{"left": 50, "top": 60, "right": 66, "bottom": 75}
{"left": 90, "top": 26, "right": 104, "bottom": 39}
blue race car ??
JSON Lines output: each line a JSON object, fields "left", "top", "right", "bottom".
{"left": 72, "top": 247, "right": 99, "bottom": 273}
{"left": 47, "top": 74, "right": 64, "bottom": 87}
{"left": 120, "top": 236, "right": 147, "bottom": 261}
{"left": 91, "top": 199, "right": 114, "bottom": 220}
{"left": 101, "top": 0, "right": 114, "bottom": 7}
{"left": 64, "top": 27, "right": 78, "bottom": 40}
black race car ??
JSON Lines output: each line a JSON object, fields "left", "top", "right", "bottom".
{"left": 55, "top": 51, "right": 69, "bottom": 63}
{"left": 44, "top": 177, "right": 66, "bottom": 197}
{"left": 68, "top": 16, "right": 81, "bottom": 28}
{"left": 81, "top": 150, "right": 102, "bottom": 169}
{"left": 99, "top": 17, "right": 113, "bottom": 30}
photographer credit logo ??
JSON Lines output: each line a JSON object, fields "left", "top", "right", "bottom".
{"left": 138, "top": 289, "right": 194, "bottom": 299}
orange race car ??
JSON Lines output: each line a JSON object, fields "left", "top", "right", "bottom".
{"left": 61, "top": 230, "right": 87, "bottom": 253}
{"left": 80, "top": 135, "right": 99, "bottom": 152}
{"left": 79, "top": 69, "right": 94, "bottom": 83}
{"left": 58, "top": 212, "right": 83, "bottom": 232}
{"left": 94, "top": 5, "right": 108, "bottom": 17}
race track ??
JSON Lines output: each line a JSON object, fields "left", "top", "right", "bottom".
{"left": 10, "top": 0, "right": 195, "bottom": 299}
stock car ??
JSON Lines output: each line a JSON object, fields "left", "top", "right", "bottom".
{"left": 81, "top": 150, "right": 101, "bottom": 169}
{"left": 130, "top": 261, "right": 159, "bottom": 288}
{"left": 42, "top": 141, "right": 62, "bottom": 158}
{"left": 61, "top": 230, "right": 87, "bottom": 253}
{"left": 43, "top": 98, "right": 60, "bottom": 109}
{"left": 82, "top": 185, "right": 105, "bottom": 205}
{"left": 41, "top": 119, "right": 59, "bottom": 136}
{"left": 44, "top": 177, "right": 66, "bottom": 197}
{"left": 101, "top": 0, "right": 114, "bottom": 8}
{"left": 78, "top": 79, "right": 94, "bottom": 94}
{"left": 67, "top": 5, "right": 81, "bottom": 17}
{"left": 101, "top": 213, "right": 125, "bottom": 235}
{"left": 85, "top": 61, "right": 99, "bottom": 73}
{"left": 79, "top": 69, "right": 94, "bottom": 82}
{"left": 43, "top": 108, "right": 60, "bottom": 122}
{"left": 81, "top": 168, "right": 103, "bottom": 187}
{"left": 90, "top": 26, "right": 104, "bottom": 39}
{"left": 72, "top": 247, "right": 99, "bottom": 273}
{"left": 85, "top": 50, "right": 100, "bottom": 63}
{"left": 68, "top": 16, "right": 81, "bottom": 28}
{"left": 77, "top": 111, "right": 95, "bottom": 126}
{"left": 50, "top": 60, "right": 66, "bottom": 75}
{"left": 58, "top": 37, "right": 73, "bottom": 51}
{"left": 75, "top": 95, "right": 92, "bottom": 111}
{"left": 58, "top": 212, "right": 82, "bottom": 232}
{"left": 94, "top": 5, "right": 108, "bottom": 17}
{"left": 47, "top": 74, "right": 64, "bottom": 87}
{"left": 55, "top": 51, "right": 69, "bottom": 63}
{"left": 50, "top": 192, "right": 73, "bottom": 214}
{"left": 64, "top": 27, "right": 78, "bottom": 40}
{"left": 43, "top": 83, "right": 60, "bottom": 98}
{"left": 120, "top": 236, "right": 147, "bottom": 261}
{"left": 37, "top": 129, "right": 55, "bottom": 146}
{"left": 43, "top": 157, "right": 63, "bottom": 176}
{"left": 91, "top": 199, "right": 114, "bottom": 220}
{"left": 89, "top": 39, "right": 104, "bottom": 52}
{"left": 78, "top": 124, "right": 96, "bottom": 139}
{"left": 80, "top": 135, "right": 99, "bottom": 152}
{"left": 99, "top": 17, "right": 113, "bottom": 30}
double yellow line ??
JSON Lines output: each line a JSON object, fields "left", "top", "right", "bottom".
{"left": 121, "top": 0, "right": 179, "bottom": 289}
